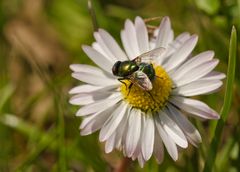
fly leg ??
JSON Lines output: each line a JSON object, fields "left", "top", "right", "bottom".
{"left": 118, "top": 78, "right": 133, "bottom": 99}
{"left": 118, "top": 78, "right": 127, "bottom": 90}
{"left": 155, "top": 75, "right": 163, "bottom": 80}
{"left": 147, "top": 91, "right": 155, "bottom": 101}
{"left": 127, "top": 82, "right": 133, "bottom": 96}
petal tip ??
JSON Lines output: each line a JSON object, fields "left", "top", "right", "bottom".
{"left": 68, "top": 88, "right": 74, "bottom": 94}
{"left": 98, "top": 28, "right": 108, "bottom": 35}
{"left": 222, "top": 73, "right": 227, "bottom": 79}
{"left": 82, "top": 45, "right": 89, "bottom": 52}
{"left": 191, "top": 34, "right": 199, "bottom": 42}
{"left": 162, "top": 16, "right": 170, "bottom": 21}
{"left": 125, "top": 19, "right": 133, "bottom": 26}
{"left": 172, "top": 155, "right": 178, "bottom": 161}
{"left": 69, "top": 64, "right": 75, "bottom": 71}
{"left": 213, "top": 114, "right": 220, "bottom": 120}
{"left": 135, "top": 16, "right": 143, "bottom": 21}
{"left": 80, "top": 130, "right": 89, "bottom": 136}
{"left": 160, "top": 16, "right": 171, "bottom": 27}
{"left": 204, "top": 50, "right": 215, "bottom": 58}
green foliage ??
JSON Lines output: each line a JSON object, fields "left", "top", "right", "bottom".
{"left": 195, "top": 0, "right": 220, "bottom": 15}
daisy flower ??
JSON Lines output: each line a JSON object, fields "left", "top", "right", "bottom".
{"left": 69, "top": 16, "right": 225, "bottom": 167}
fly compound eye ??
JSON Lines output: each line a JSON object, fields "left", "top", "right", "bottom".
{"left": 112, "top": 61, "right": 121, "bottom": 76}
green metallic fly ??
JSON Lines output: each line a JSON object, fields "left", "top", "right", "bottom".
{"left": 112, "top": 47, "right": 166, "bottom": 91}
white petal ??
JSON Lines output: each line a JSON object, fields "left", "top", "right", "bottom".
{"left": 175, "top": 32, "right": 190, "bottom": 42}
{"left": 76, "top": 93, "right": 122, "bottom": 116}
{"left": 121, "top": 19, "right": 140, "bottom": 59}
{"left": 165, "top": 32, "right": 191, "bottom": 57}
{"left": 172, "top": 80, "right": 223, "bottom": 96}
{"left": 70, "top": 64, "right": 111, "bottom": 78}
{"left": 170, "top": 96, "right": 219, "bottom": 119}
{"left": 131, "top": 113, "right": 145, "bottom": 160}
{"left": 94, "top": 32, "right": 117, "bottom": 62}
{"left": 137, "top": 153, "right": 146, "bottom": 168}
{"left": 99, "top": 102, "right": 128, "bottom": 141}
{"left": 98, "top": 29, "right": 128, "bottom": 61}
{"left": 121, "top": 109, "right": 131, "bottom": 152}
{"left": 170, "top": 51, "right": 215, "bottom": 81}
{"left": 80, "top": 105, "right": 116, "bottom": 135}
{"left": 80, "top": 113, "right": 96, "bottom": 130}
{"left": 158, "top": 111, "right": 188, "bottom": 148}
{"left": 141, "top": 113, "right": 155, "bottom": 161}
{"left": 69, "top": 85, "right": 102, "bottom": 94}
{"left": 168, "top": 30, "right": 174, "bottom": 44}
{"left": 82, "top": 45, "right": 113, "bottom": 73}
{"left": 155, "top": 17, "right": 172, "bottom": 48}
{"left": 125, "top": 109, "right": 142, "bottom": 157}
{"left": 69, "top": 84, "right": 118, "bottom": 94}
{"left": 174, "top": 59, "right": 219, "bottom": 87}
{"left": 199, "top": 71, "right": 226, "bottom": 81}
{"left": 121, "top": 30, "right": 134, "bottom": 59}
{"left": 72, "top": 72, "right": 117, "bottom": 86}
{"left": 164, "top": 35, "right": 198, "bottom": 72}
{"left": 149, "top": 40, "right": 156, "bottom": 51}
{"left": 153, "top": 130, "right": 164, "bottom": 164}
{"left": 155, "top": 116, "right": 178, "bottom": 161}
{"left": 69, "top": 94, "right": 94, "bottom": 105}
{"left": 92, "top": 42, "right": 108, "bottom": 58}
{"left": 80, "top": 102, "right": 118, "bottom": 130}
{"left": 70, "top": 64, "right": 115, "bottom": 81}
{"left": 135, "top": 16, "right": 149, "bottom": 53}
{"left": 105, "top": 132, "right": 116, "bottom": 153}
{"left": 69, "top": 92, "right": 112, "bottom": 105}
{"left": 166, "top": 104, "right": 202, "bottom": 146}
{"left": 114, "top": 108, "right": 130, "bottom": 149}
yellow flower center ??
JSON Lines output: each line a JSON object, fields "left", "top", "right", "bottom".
{"left": 120, "top": 65, "right": 172, "bottom": 113}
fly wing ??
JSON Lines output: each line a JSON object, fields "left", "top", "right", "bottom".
{"left": 134, "top": 47, "right": 166, "bottom": 64}
{"left": 129, "top": 71, "right": 153, "bottom": 91}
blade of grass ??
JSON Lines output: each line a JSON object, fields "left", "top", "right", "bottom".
{"left": 54, "top": 92, "right": 66, "bottom": 172}
{"left": 203, "top": 26, "right": 237, "bottom": 172}
{"left": 15, "top": 37, "right": 68, "bottom": 171}
{"left": 87, "top": 0, "right": 98, "bottom": 31}
{"left": 238, "top": 0, "right": 240, "bottom": 28}
{"left": 16, "top": 129, "right": 57, "bottom": 171}
{"left": 0, "top": 84, "right": 15, "bottom": 111}
{"left": 0, "top": 114, "right": 58, "bottom": 147}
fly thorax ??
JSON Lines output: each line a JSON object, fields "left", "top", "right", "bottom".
{"left": 119, "top": 61, "right": 138, "bottom": 77}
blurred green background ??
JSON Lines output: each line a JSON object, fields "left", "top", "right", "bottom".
{"left": 0, "top": 0, "right": 239, "bottom": 171}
